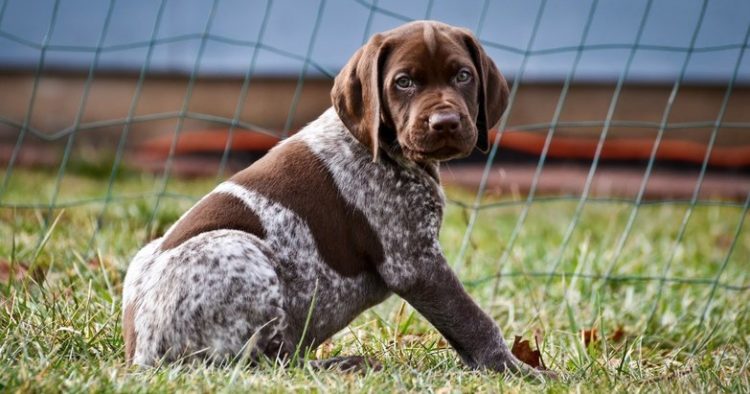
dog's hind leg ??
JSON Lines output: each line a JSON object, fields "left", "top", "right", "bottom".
{"left": 128, "top": 229, "right": 291, "bottom": 366}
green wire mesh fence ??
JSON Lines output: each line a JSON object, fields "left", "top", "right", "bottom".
{"left": 0, "top": 0, "right": 748, "bottom": 335}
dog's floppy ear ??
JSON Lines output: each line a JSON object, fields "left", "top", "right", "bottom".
{"left": 332, "top": 34, "right": 389, "bottom": 162}
{"left": 460, "top": 30, "right": 509, "bottom": 153}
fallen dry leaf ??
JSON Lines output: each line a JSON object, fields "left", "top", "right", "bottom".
{"left": 610, "top": 326, "right": 626, "bottom": 343}
{"left": 0, "top": 259, "right": 27, "bottom": 283}
{"left": 0, "top": 259, "right": 46, "bottom": 284}
{"left": 511, "top": 335, "right": 548, "bottom": 370}
{"left": 580, "top": 326, "right": 626, "bottom": 347}
{"left": 87, "top": 258, "right": 100, "bottom": 269}
{"left": 581, "top": 328, "right": 598, "bottom": 347}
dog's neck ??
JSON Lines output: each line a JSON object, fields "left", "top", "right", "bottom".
{"left": 379, "top": 137, "right": 441, "bottom": 184}
{"left": 322, "top": 106, "right": 441, "bottom": 184}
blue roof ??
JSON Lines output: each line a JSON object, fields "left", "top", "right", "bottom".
{"left": 1, "top": 0, "right": 749, "bottom": 83}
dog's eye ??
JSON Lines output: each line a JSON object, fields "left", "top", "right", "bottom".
{"left": 395, "top": 75, "right": 414, "bottom": 89}
{"left": 455, "top": 69, "right": 472, "bottom": 83}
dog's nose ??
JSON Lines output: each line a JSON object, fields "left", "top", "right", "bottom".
{"left": 429, "top": 112, "right": 460, "bottom": 133}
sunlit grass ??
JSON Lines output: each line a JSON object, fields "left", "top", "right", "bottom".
{"left": 1, "top": 168, "right": 748, "bottom": 392}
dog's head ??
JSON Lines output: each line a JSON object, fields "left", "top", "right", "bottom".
{"left": 332, "top": 20, "right": 509, "bottom": 163}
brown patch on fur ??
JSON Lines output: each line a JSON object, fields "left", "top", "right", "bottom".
{"left": 231, "top": 140, "right": 384, "bottom": 277}
{"left": 161, "top": 193, "right": 266, "bottom": 250}
{"left": 123, "top": 302, "right": 137, "bottom": 364}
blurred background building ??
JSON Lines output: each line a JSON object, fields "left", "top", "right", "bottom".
{"left": 1, "top": 0, "right": 749, "bottom": 199}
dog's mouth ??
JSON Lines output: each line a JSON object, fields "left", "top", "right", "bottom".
{"left": 398, "top": 125, "right": 477, "bottom": 162}
{"left": 400, "top": 136, "right": 475, "bottom": 162}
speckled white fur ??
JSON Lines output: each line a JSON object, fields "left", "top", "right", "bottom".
{"left": 300, "top": 108, "right": 446, "bottom": 292}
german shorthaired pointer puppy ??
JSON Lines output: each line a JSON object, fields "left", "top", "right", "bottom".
{"left": 123, "top": 20, "right": 543, "bottom": 377}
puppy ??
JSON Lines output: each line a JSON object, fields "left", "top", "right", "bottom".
{"left": 122, "top": 20, "right": 541, "bottom": 376}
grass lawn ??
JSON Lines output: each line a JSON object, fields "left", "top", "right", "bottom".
{"left": 1, "top": 168, "right": 749, "bottom": 392}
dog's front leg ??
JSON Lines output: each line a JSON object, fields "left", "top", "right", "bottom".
{"left": 383, "top": 255, "right": 542, "bottom": 377}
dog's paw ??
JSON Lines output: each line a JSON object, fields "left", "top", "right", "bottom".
{"left": 511, "top": 362, "right": 560, "bottom": 382}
